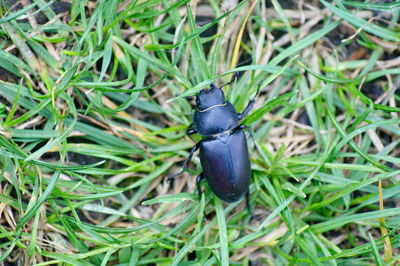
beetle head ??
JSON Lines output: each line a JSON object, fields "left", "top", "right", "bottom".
{"left": 195, "top": 85, "right": 225, "bottom": 111}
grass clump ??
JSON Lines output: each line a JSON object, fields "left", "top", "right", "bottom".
{"left": 0, "top": 0, "right": 400, "bottom": 265}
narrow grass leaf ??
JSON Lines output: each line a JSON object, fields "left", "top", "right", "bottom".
{"left": 99, "top": 37, "right": 113, "bottom": 81}
{"left": 24, "top": 95, "right": 76, "bottom": 161}
{"left": 243, "top": 89, "right": 298, "bottom": 125}
{"left": 215, "top": 198, "right": 229, "bottom": 266}
{"left": 327, "top": 108, "right": 393, "bottom": 172}
{"left": 0, "top": 0, "right": 51, "bottom": 23}
{"left": 142, "top": 193, "right": 196, "bottom": 205}
{"left": 344, "top": 1, "right": 400, "bottom": 11}
{"left": 311, "top": 208, "right": 400, "bottom": 234}
{"left": 16, "top": 170, "right": 60, "bottom": 230}
{"left": 322, "top": 0, "right": 400, "bottom": 41}
{"left": 369, "top": 233, "right": 383, "bottom": 266}
{"left": 307, "top": 170, "right": 400, "bottom": 210}
{"left": 41, "top": 252, "right": 92, "bottom": 266}
{"left": 4, "top": 79, "right": 22, "bottom": 125}
{"left": 269, "top": 21, "right": 340, "bottom": 66}
{"left": 298, "top": 61, "right": 355, "bottom": 83}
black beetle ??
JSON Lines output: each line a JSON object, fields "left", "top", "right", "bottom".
{"left": 169, "top": 73, "right": 257, "bottom": 212}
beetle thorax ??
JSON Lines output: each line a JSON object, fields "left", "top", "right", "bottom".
{"left": 193, "top": 101, "right": 239, "bottom": 137}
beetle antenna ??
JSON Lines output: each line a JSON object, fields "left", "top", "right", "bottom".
{"left": 219, "top": 72, "right": 240, "bottom": 90}
{"left": 210, "top": 83, "right": 218, "bottom": 90}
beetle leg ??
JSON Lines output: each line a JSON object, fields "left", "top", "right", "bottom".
{"left": 196, "top": 174, "right": 208, "bottom": 224}
{"left": 245, "top": 190, "right": 251, "bottom": 213}
{"left": 246, "top": 190, "right": 255, "bottom": 218}
{"left": 238, "top": 99, "right": 255, "bottom": 120}
{"left": 196, "top": 174, "right": 205, "bottom": 199}
{"left": 246, "top": 190, "right": 260, "bottom": 221}
{"left": 167, "top": 142, "right": 201, "bottom": 181}
{"left": 218, "top": 72, "right": 240, "bottom": 90}
{"left": 187, "top": 124, "right": 197, "bottom": 135}
{"left": 238, "top": 82, "right": 261, "bottom": 120}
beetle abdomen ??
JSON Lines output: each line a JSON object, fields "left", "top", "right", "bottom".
{"left": 199, "top": 129, "right": 251, "bottom": 202}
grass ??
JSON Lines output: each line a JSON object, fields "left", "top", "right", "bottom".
{"left": 0, "top": 0, "right": 400, "bottom": 265}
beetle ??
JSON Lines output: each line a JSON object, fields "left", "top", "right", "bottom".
{"left": 168, "top": 73, "right": 258, "bottom": 212}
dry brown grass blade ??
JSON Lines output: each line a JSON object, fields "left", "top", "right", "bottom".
{"left": 229, "top": 0, "right": 258, "bottom": 76}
